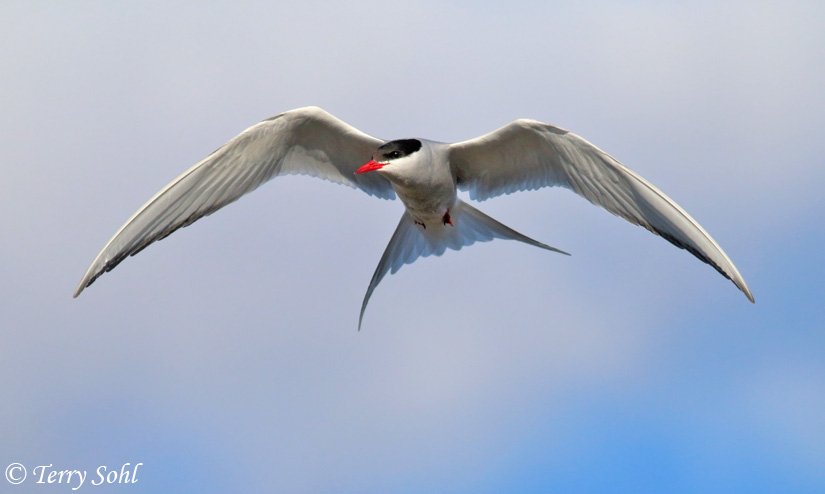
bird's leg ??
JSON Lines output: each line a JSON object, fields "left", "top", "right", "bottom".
{"left": 442, "top": 209, "right": 453, "bottom": 226}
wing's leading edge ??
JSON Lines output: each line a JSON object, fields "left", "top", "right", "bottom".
{"left": 74, "top": 106, "right": 394, "bottom": 297}
{"left": 449, "top": 119, "right": 753, "bottom": 302}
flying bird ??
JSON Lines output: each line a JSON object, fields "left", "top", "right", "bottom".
{"left": 74, "top": 106, "right": 754, "bottom": 328}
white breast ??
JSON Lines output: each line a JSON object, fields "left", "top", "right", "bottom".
{"left": 384, "top": 140, "right": 457, "bottom": 225}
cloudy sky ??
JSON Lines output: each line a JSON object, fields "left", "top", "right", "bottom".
{"left": 2, "top": 1, "right": 824, "bottom": 492}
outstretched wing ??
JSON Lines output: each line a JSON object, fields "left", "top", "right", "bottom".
{"left": 448, "top": 119, "right": 753, "bottom": 302}
{"left": 75, "top": 106, "right": 394, "bottom": 297}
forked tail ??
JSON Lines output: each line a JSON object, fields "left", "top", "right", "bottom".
{"left": 358, "top": 199, "right": 569, "bottom": 329}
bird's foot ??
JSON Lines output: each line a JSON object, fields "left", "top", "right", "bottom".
{"left": 442, "top": 210, "right": 453, "bottom": 226}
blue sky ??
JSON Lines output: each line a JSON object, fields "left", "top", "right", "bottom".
{"left": 2, "top": 1, "right": 824, "bottom": 492}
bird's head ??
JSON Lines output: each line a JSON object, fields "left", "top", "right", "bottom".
{"left": 356, "top": 139, "right": 423, "bottom": 177}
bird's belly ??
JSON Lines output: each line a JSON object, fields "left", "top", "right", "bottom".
{"left": 392, "top": 183, "right": 456, "bottom": 226}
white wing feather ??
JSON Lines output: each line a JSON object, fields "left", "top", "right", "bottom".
{"left": 448, "top": 119, "right": 754, "bottom": 302}
{"left": 74, "top": 106, "right": 394, "bottom": 297}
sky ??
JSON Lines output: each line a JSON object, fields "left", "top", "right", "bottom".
{"left": 2, "top": 1, "right": 824, "bottom": 492}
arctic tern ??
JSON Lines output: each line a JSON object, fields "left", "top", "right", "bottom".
{"left": 74, "top": 106, "right": 753, "bottom": 328}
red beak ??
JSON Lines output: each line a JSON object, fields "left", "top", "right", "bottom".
{"left": 356, "top": 160, "right": 386, "bottom": 174}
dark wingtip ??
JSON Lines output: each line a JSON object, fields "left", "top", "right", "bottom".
{"left": 358, "top": 301, "right": 367, "bottom": 332}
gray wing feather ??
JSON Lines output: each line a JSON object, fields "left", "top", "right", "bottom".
{"left": 448, "top": 119, "right": 754, "bottom": 302}
{"left": 75, "top": 106, "right": 394, "bottom": 297}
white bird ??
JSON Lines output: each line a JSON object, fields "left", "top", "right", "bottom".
{"left": 74, "top": 106, "right": 754, "bottom": 328}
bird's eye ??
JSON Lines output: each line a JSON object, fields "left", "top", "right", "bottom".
{"left": 389, "top": 151, "right": 401, "bottom": 159}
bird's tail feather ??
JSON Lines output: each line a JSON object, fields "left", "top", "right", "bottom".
{"left": 358, "top": 199, "right": 568, "bottom": 329}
